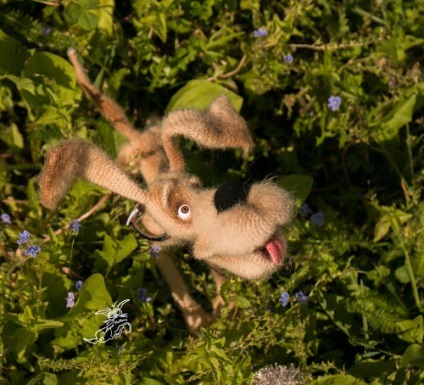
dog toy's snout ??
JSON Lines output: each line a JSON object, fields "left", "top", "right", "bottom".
{"left": 214, "top": 180, "right": 252, "bottom": 213}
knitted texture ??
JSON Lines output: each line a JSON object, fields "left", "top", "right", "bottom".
{"left": 38, "top": 49, "right": 295, "bottom": 331}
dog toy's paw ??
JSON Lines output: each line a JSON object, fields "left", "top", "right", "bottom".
{"left": 184, "top": 305, "right": 214, "bottom": 332}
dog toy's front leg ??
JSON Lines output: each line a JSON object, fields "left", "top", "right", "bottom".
{"left": 155, "top": 249, "right": 212, "bottom": 332}
{"left": 209, "top": 267, "right": 227, "bottom": 318}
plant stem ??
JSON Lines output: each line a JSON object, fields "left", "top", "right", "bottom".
{"left": 397, "top": 232, "right": 422, "bottom": 312}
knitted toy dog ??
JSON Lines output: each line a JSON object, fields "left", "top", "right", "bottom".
{"left": 38, "top": 48, "right": 294, "bottom": 331}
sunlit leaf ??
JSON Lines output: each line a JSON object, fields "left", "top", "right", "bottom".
{"left": 276, "top": 175, "right": 314, "bottom": 204}
{"left": 401, "top": 344, "right": 424, "bottom": 368}
{"left": 376, "top": 94, "right": 417, "bottom": 141}
{"left": 396, "top": 316, "right": 423, "bottom": 344}
{"left": 166, "top": 79, "right": 243, "bottom": 112}
{"left": 96, "top": 233, "right": 138, "bottom": 269}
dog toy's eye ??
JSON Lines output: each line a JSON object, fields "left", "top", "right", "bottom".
{"left": 178, "top": 204, "right": 191, "bottom": 220}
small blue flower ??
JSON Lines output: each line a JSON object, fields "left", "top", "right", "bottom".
{"left": 328, "top": 96, "right": 341, "bottom": 111}
{"left": 40, "top": 24, "right": 52, "bottom": 36}
{"left": 149, "top": 245, "right": 161, "bottom": 258}
{"left": 295, "top": 291, "right": 308, "bottom": 304}
{"left": 136, "top": 288, "right": 152, "bottom": 303}
{"left": 284, "top": 54, "right": 293, "bottom": 64}
{"left": 66, "top": 292, "right": 75, "bottom": 308}
{"left": 69, "top": 219, "right": 81, "bottom": 233}
{"left": 253, "top": 28, "right": 268, "bottom": 38}
{"left": 25, "top": 245, "right": 41, "bottom": 258}
{"left": 299, "top": 204, "right": 311, "bottom": 218}
{"left": 118, "top": 345, "right": 124, "bottom": 354}
{"left": 75, "top": 280, "right": 83, "bottom": 290}
{"left": 279, "top": 291, "right": 290, "bottom": 307}
{"left": 1, "top": 213, "right": 11, "bottom": 224}
{"left": 17, "top": 230, "right": 31, "bottom": 245}
{"left": 310, "top": 212, "right": 324, "bottom": 226}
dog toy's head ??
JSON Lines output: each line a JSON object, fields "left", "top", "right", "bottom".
{"left": 38, "top": 49, "right": 294, "bottom": 280}
{"left": 128, "top": 174, "right": 293, "bottom": 279}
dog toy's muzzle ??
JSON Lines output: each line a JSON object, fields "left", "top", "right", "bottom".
{"left": 214, "top": 179, "right": 252, "bottom": 213}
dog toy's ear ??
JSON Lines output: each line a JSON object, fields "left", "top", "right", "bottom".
{"left": 160, "top": 96, "right": 253, "bottom": 171}
{"left": 38, "top": 138, "right": 148, "bottom": 210}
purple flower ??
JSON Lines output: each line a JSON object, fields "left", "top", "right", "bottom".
{"left": 279, "top": 291, "right": 290, "bottom": 307}
{"left": 299, "top": 204, "right": 311, "bottom": 218}
{"left": 69, "top": 219, "right": 81, "bottom": 233}
{"left": 17, "top": 230, "right": 31, "bottom": 245}
{"left": 310, "top": 212, "right": 324, "bottom": 226}
{"left": 75, "top": 280, "right": 83, "bottom": 290}
{"left": 136, "top": 288, "right": 152, "bottom": 303}
{"left": 284, "top": 54, "right": 293, "bottom": 64}
{"left": 295, "top": 291, "right": 308, "bottom": 304}
{"left": 1, "top": 213, "right": 11, "bottom": 224}
{"left": 253, "top": 28, "right": 268, "bottom": 38}
{"left": 66, "top": 292, "right": 75, "bottom": 308}
{"left": 25, "top": 245, "right": 41, "bottom": 258}
{"left": 149, "top": 245, "right": 161, "bottom": 258}
{"left": 328, "top": 96, "right": 341, "bottom": 111}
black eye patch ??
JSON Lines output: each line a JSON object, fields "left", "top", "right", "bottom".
{"left": 214, "top": 179, "right": 252, "bottom": 213}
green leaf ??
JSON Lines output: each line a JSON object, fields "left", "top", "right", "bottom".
{"left": 373, "top": 216, "right": 391, "bottom": 242}
{"left": 396, "top": 316, "right": 423, "bottom": 344}
{"left": 377, "top": 94, "right": 417, "bottom": 141}
{"left": 367, "top": 265, "right": 390, "bottom": 285}
{"left": 7, "top": 305, "right": 64, "bottom": 332}
{"left": 311, "top": 374, "right": 368, "bottom": 385}
{"left": 65, "top": 0, "right": 113, "bottom": 33}
{"left": 235, "top": 296, "right": 251, "bottom": 309}
{"left": 63, "top": 1, "right": 82, "bottom": 24}
{"left": 166, "top": 79, "right": 243, "bottom": 113}
{"left": 96, "top": 234, "right": 138, "bottom": 269}
{"left": 401, "top": 344, "right": 424, "bottom": 368}
{"left": 1, "top": 123, "right": 24, "bottom": 150}
{"left": 90, "top": 0, "right": 114, "bottom": 34}
{"left": 23, "top": 51, "right": 80, "bottom": 106}
{"left": 15, "top": 328, "right": 37, "bottom": 364}
{"left": 27, "top": 178, "right": 42, "bottom": 220}
{"left": 1, "top": 75, "right": 36, "bottom": 101}
{"left": 33, "top": 106, "right": 72, "bottom": 129}
{"left": 141, "top": 379, "right": 165, "bottom": 385}
{"left": 26, "top": 372, "right": 58, "bottom": 385}
{"left": 276, "top": 175, "right": 314, "bottom": 204}
{"left": 78, "top": 10, "right": 99, "bottom": 30}
{"left": 60, "top": 273, "right": 112, "bottom": 320}
{"left": 0, "top": 29, "right": 30, "bottom": 75}
{"left": 32, "top": 319, "right": 65, "bottom": 333}
{"left": 17, "top": 305, "right": 35, "bottom": 325}
{"left": 395, "top": 265, "right": 410, "bottom": 284}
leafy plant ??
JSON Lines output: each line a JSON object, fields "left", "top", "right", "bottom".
{"left": 1, "top": 0, "right": 423, "bottom": 384}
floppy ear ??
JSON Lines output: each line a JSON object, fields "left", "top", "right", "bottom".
{"left": 161, "top": 96, "right": 253, "bottom": 171}
{"left": 38, "top": 138, "right": 148, "bottom": 210}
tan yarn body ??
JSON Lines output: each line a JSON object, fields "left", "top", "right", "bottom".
{"left": 38, "top": 48, "right": 294, "bottom": 331}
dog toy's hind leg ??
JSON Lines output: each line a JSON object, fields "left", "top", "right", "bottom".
{"left": 67, "top": 48, "right": 166, "bottom": 184}
{"left": 67, "top": 48, "right": 141, "bottom": 142}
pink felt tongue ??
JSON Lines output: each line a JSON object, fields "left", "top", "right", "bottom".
{"left": 265, "top": 239, "right": 284, "bottom": 265}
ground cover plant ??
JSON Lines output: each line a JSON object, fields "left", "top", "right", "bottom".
{"left": 0, "top": 0, "right": 423, "bottom": 384}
